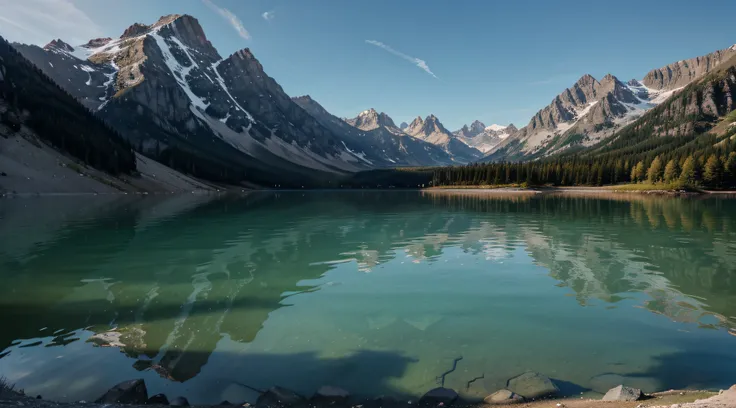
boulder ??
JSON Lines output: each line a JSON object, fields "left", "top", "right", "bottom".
{"left": 170, "top": 396, "right": 190, "bottom": 406}
{"left": 95, "top": 379, "right": 148, "bottom": 404}
{"left": 601, "top": 385, "right": 643, "bottom": 401}
{"left": 257, "top": 386, "right": 307, "bottom": 408}
{"left": 505, "top": 372, "right": 559, "bottom": 399}
{"left": 419, "top": 387, "right": 458, "bottom": 406}
{"left": 147, "top": 394, "right": 170, "bottom": 405}
{"left": 483, "top": 389, "right": 523, "bottom": 404}
{"left": 311, "top": 386, "right": 350, "bottom": 406}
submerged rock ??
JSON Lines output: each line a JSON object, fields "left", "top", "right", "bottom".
{"left": 312, "top": 386, "right": 350, "bottom": 406}
{"left": 170, "top": 396, "right": 190, "bottom": 406}
{"left": 419, "top": 387, "right": 458, "bottom": 406}
{"left": 602, "top": 385, "right": 644, "bottom": 401}
{"left": 484, "top": 389, "right": 523, "bottom": 404}
{"left": 257, "top": 386, "right": 307, "bottom": 408}
{"left": 95, "top": 379, "right": 148, "bottom": 404}
{"left": 505, "top": 372, "right": 559, "bottom": 399}
{"left": 147, "top": 393, "right": 170, "bottom": 405}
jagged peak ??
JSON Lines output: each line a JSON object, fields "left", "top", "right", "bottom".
{"left": 359, "top": 108, "right": 379, "bottom": 116}
{"left": 293, "top": 95, "right": 315, "bottom": 102}
{"left": 44, "top": 39, "right": 74, "bottom": 52}
{"left": 575, "top": 73, "right": 598, "bottom": 87}
{"left": 82, "top": 38, "right": 112, "bottom": 49}
{"left": 234, "top": 48, "right": 258, "bottom": 61}
{"left": 154, "top": 14, "right": 185, "bottom": 28}
{"left": 121, "top": 23, "right": 150, "bottom": 38}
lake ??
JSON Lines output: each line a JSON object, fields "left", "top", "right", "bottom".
{"left": 0, "top": 191, "right": 735, "bottom": 403}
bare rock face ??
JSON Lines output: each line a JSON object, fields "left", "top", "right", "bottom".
{"left": 643, "top": 45, "right": 736, "bottom": 90}
{"left": 601, "top": 385, "right": 644, "bottom": 401}
{"left": 95, "top": 379, "right": 148, "bottom": 404}
{"left": 121, "top": 23, "right": 150, "bottom": 38}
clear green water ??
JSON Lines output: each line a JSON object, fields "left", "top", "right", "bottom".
{"left": 1, "top": 192, "right": 735, "bottom": 403}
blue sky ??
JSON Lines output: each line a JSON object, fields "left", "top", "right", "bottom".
{"left": 2, "top": 0, "right": 736, "bottom": 130}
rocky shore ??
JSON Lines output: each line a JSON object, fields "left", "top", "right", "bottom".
{"left": 3, "top": 373, "right": 734, "bottom": 408}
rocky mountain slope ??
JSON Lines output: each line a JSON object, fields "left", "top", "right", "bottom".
{"left": 0, "top": 34, "right": 216, "bottom": 194}
{"left": 453, "top": 121, "right": 516, "bottom": 153}
{"left": 580, "top": 52, "right": 736, "bottom": 159}
{"left": 404, "top": 115, "right": 482, "bottom": 162}
{"left": 13, "top": 14, "right": 381, "bottom": 187}
{"left": 292, "top": 98, "right": 455, "bottom": 166}
{"left": 485, "top": 43, "right": 736, "bottom": 162}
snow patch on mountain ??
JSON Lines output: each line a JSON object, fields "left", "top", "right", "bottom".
{"left": 485, "top": 124, "right": 507, "bottom": 132}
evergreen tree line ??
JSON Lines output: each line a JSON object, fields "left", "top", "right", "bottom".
{"left": 431, "top": 131, "right": 736, "bottom": 189}
{"left": 0, "top": 36, "right": 136, "bottom": 175}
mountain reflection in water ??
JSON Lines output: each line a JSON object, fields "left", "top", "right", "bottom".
{"left": 0, "top": 192, "right": 734, "bottom": 403}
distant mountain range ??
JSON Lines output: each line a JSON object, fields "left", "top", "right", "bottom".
{"left": 4, "top": 12, "right": 736, "bottom": 188}
{"left": 484, "top": 44, "right": 736, "bottom": 162}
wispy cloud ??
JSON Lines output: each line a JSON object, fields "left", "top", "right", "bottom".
{"left": 365, "top": 40, "right": 437, "bottom": 79}
{"left": 262, "top": 11, "right": 275, "bottom": 22}
{"left": 202, "top": 0, "right": 251, "bottom": 40}
{"left": 0, "top": 0, "right": 104, "bottom": 46}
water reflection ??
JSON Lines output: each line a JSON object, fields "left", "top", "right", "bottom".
{"left": 0, "top": 192, "right": 734, "bottom": 402}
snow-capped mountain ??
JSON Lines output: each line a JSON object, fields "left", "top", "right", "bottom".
{"left": 13, "top": 14, "right": 386, "bottom": 186}
{"left": 485, "top": 44, "right": 736, "bottom": 162}
{"left": 453, "top": 121, "right": 517, "bottom": 153}
{"left": 293, "top": 97, "right": 455, "bottom": 166}
{"left": 404, "top": 115, "right": 482, "bottom": 162}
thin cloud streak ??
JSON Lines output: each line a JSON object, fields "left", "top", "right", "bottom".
{"left": 202, "top": 0, "right": 251, "bottom": 40}
{"left": 365, "top": 40, "right": 437, "bottom": 78}
{"left": 262, "top": 11, "right": 275, "bottom": 21}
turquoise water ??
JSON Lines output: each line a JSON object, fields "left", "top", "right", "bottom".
{"left": 0, "top": 192, "right": 735, "bottom": 403}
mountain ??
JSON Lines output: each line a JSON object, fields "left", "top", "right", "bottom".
{"left": 404, "top": 115, "right": 482, "bottom": 162}
{"left": 13, "top": 14, "right": 375, "bottom": 187}
{"left": 642, "top": 45, "right": 736, "bottom": 91}
{"left": 453, "top": 122, "right": 517, "bottom": 153}
{"left": 345, "top": 108, "right": 397, "bottom": 130}
{"left": 582, "top": 51, "right": 736, "bottom": 159}
{"left": 0, "top": 35, "right": 215, "bottom": 194}
{"left": 399, "top": 122, "right": 409, "bottom": 130}
{"left": 486, "top": 43, "right": 736, "bottom": 162}
{"left": 292, "top": 97, "right": 454, "bottom": 166}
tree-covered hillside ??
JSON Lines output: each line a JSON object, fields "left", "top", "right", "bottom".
{"left": 0, "top": 36, "right": 136, "bottom": 175}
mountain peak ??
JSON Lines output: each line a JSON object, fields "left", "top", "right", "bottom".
{"left": 399, "top": 122, "right": 409, "bottom": 130}
{"left": 346, "top": 108, "right": 396, "bottom": 130}
{"left": 43, "top": 39, "right": 74, "bottom": 52}
{"left": 575, "top": 74, "right": 598, "bottom": 87}
{"left": 121, "top": 23, "right": 149, "bottom": 38}
{"left": 293, "top": 95, "right": 315, "bottom": 103}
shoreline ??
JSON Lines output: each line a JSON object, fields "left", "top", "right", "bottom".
{"left": 4, "top": 186, "right": 736, "bottom": 198}
{"left": 1, "top": 379, "right": 733, "bottom": 408}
